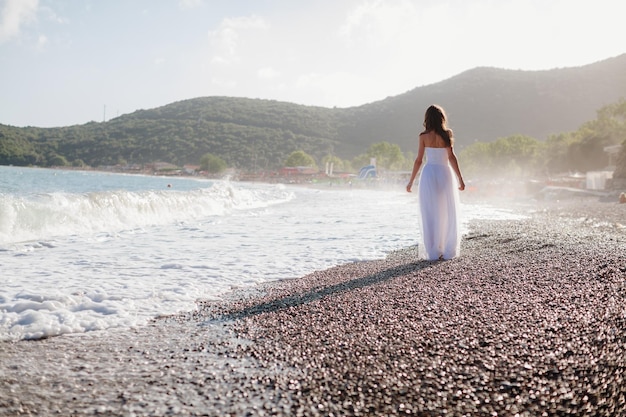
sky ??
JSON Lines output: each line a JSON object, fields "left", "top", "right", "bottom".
{"left": 1, "top": 0, "right": 625, "bottom": 128}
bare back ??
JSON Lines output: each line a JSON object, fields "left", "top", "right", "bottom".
{"left": 420, "top": 130, "right": 451, "bottom": 148}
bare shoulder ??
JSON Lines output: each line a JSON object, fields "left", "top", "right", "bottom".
{"left": 421, "top": 131, "right": 445, "bottom": 148}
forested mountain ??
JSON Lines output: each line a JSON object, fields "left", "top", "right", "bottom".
{"left": 0, "top": 98, "right": 342, "bottom": 170}
{"left": 1, "top": 53, "right": 625, "bottom": 171}
{"left": 344, "top": 53, "right": 626, "bottom": 152}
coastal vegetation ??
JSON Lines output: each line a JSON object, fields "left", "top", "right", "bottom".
{"left": 284, "top": 150, "right": 317, "bottom": 170}
{"left": 0, "top": 54, "right": 625, "bottom": 179}
{"left": 460, "top": 98, "right": 626, "bottom": 180}
{"left": 199, "top": 153, "right": 227, "bottom": 174}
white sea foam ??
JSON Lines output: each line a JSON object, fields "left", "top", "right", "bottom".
{"left": 0, "top": 181, "right": 293, "bottom": 245}
{"left": 0, "top": 166, "right": 527, "bottom": 341}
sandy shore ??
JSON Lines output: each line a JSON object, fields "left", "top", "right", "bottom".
{"left": 1, "top": 198, "right": 625, "bottom": 416}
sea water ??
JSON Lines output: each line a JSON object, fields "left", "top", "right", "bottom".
{"left": 0, "top": 166, "right": 523, "bottom": 341}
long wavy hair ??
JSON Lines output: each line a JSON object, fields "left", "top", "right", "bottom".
{"left": 422, "top": 105, "right": 453, "bottom": 147}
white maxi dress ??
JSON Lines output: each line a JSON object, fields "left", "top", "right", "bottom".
{"left": 417, "top": 147, "right": 461, "bottom": 260}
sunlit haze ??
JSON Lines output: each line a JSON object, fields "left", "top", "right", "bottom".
{"left": 1, "top": 0, "right": 624, "bottom": 127}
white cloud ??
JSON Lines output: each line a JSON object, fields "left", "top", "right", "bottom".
{"left": 257, "top": 67, "right": 280, "bottom": 80}
{"left": 40, "top": 4, "right": 68, "bottom": 25}
{"left": 210, "top": 55, "right": 229, "bottom": 65}
{"left": 2, "top": 0, "right": 625, "bottom": 127}
{"left": 178, "top": 0, "right": 203, "bottom": 10}
{"left": 36, "top": 33, "right": 46, "bottom": 47}
{"left": 339, "top": 0, "right": 419, "bottom": 47}
{"left": 138, "top": 1, "right": 626, "bottom": 112}
{"left": 208, "top": 15, "right": 270, "bottom": 64}
{"left": 0, "top": 0, "right": 39, "bottom": 43}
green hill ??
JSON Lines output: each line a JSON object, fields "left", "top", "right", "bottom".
{"left": 342, "top": 53, "right": 626, "bottom": 152}
{"left": 1, "top": 53, "right": 625, "bottom": 170}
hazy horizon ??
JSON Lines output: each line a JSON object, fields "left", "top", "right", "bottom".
{"left": 1, "top": 0, "right": 625, "bottom": 128}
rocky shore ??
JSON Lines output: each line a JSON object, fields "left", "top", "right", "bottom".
{"left": 1, "top": 199, "right": 625, "bottom": 416}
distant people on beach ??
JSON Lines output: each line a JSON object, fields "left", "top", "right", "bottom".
{"left": 406, "top": 105, "right": 465, "bottom": 261}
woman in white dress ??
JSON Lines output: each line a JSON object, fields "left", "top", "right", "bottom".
{"left": 406, "top": 105, "right": 465, "bottom": 260}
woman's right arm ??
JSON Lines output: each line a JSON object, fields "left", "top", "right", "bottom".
{"left": 406, "top": 135, "right": 425, "bottom": 192}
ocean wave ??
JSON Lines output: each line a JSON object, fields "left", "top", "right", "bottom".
{"left": 0, "top": 181, "right": 293, "bottom": 245}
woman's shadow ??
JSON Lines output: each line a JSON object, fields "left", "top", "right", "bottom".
{"left": 218, "top": 259, "right": 435, "bottom": 321}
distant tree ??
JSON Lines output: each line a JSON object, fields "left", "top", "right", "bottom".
{"left": 491, "top": 135, "right": 544, "bottom": 176}
{"left": 584, "top": 98, "right": 626, "bottom": 142}
{"left": 402, "top": 151, "right": 416, "bottom": 171}
{"left": 342, "top": 159, "right": 355, "bottom": 173}
{"left": 321, "top": 154, "right": 349, "bottom": 173}
{"left": 459, "top": 142, "right": 493, "bottom": 179}
{"left": 543, "top": 133, "right": 578, "bottom": 175}
{"left": 544, "top": 99, "right": 626, "bottom": 174}
{"left": 0, "top": 133, "right": 42, "bottom": 166}
{"left": 365, "top": 141, "right": 405, "bottom": 170}
{"left": 613, "top": 139, "right": 626, "bottom": 180}
{"left": 566, "top": 132, "right": 614, "bottom": 173}
{"left": 199, "top": 153, "right": 227, "bottom": 173}
{"left": 351, "top": 153, "right": 372, "bottom": 171}
{"left": 284, "top": 150, "right": 317, "bottom": 168}
{"left": 459, "top": 135, "right": 542, "bottom": 179}
{"left": 48, "top": 154, "right": 69, "bottom": 167}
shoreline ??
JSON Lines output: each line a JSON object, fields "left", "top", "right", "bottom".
{"left": 11, "top": 164, "right": 626, "bottom": 200}
{"left": 1, "top": 199, "right": 625, "bottom": 416}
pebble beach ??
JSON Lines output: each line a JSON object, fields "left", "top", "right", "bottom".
{"left": 1, "top": 198, "right": 625, "bottom": 416}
